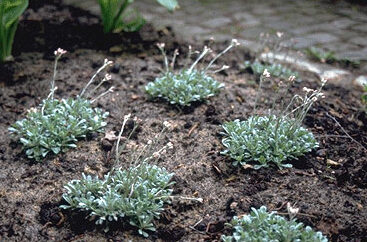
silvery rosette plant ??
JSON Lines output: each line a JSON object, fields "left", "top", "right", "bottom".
{"left": 243, "top": 60, "right": 299, "bottom": 81}
{"left": 9, "top": 49, "right": 114, "bottom": 161}
{"left": 61, "top": 117, "right": 202, "bottom": 237}
{"left": 222, "top": 206, "right": 328, "bottom": 242}
{"left": 62, "top": 163, "right": 174, "bottom": 237}
{"left": 146, "top": 39, "right": 240, "bottom": 106}
{"left": 221, "top": 71, "right": 326, "bottom": 169}
{"left": 0, "top": 0, "right": 28, "bottom": 62}
{"left": 97, "top": 0, "right": 179, "bottom": 33}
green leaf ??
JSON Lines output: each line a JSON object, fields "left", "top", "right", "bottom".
{"left": 0, "top": 0, "right": 28, "bottom": 27}
{"left": 0, "top": 0, "right": 28, "bottom": 61}
{"left": 156, "top": 0, "right": 178, "bottom": 11}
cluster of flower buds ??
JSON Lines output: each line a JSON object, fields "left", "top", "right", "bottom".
{"left": 163, "top": 121, "right": 172, "bottom": 129}
{"left": 104, "top": 58, "right": 113, "bottom": 66}
{"left": 152, "top": 141, "right": 174, "bottom": 159}
{"left": 286, "top": 202, "right": 299, "bottom": 219}
{"left": 156, "top": 43, "right": 165, "bottom": 49}
{"left": 54, "top": 48, "right": 67, "bottom": 57}
{"left": 231, "top": 39, "right": 241, "bottom": 47}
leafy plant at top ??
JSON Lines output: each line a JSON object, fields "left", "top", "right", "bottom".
{"left": 222, "top": 206, "right": 328, "bottom": 242}
{"left": 243, "top": 60, "right": 299, "bottom": 81}
{"left": 305, "top": 47, "right": 360, "bottom": 67}
{"left": 221, "top": 70, "right": 326, "bottom": 169}
{"left": 61, "top": 117, "right": 202, "bottom": 237}
{"left": 9, "top": 49, "right": 114, "bottom": 161}
{"left": 146, "top": 39, "right": 240, "bottom": 106}
{"left": 0, "top": 0, "right": 28, "bottom": 62}
{"left": 97, "top": 0, "right": 179, "bottom": 33}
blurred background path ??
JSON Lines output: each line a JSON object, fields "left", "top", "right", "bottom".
{"left": 63, "top": 0, "right": 367, "bottom": 73}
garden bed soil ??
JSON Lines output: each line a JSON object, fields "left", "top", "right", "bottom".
{"left": 0, "top": 1, "right": 367, "bottom": 241}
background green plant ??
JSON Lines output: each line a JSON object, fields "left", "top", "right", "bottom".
{"left": 146, "top": 40, "right": 239, "bottom": 106}
{"left": 9, "top": 98, "right": 108, "bottom": 161}
{"left": 222, "top": 206, "right": 328, "bottom": 242}
{"left": 146, "top": 69, "right": 224, "bottom": 106}
{"left": 97, "top": 0, "right": 178, "bottom": 33}
{"left": 0, "top": 0, "right": 28, "bottom": 62}
{"left": 305, "top": 47, "right": 359, "bottom": 67}
{"left": 221, "top": 115, "right": 318, "bottom": 169}
{"left": 243, "top": 61, "right": 299, "bottom": 80}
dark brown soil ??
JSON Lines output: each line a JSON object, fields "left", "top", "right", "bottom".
{"left": 0, "top": 1, "right": 366, "bottom": 241}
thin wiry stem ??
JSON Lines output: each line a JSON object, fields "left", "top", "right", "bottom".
{"left": 188, "top": 46, "right": 210, "bottom": 73}
{"left": 91, "top": 87, "right": 114, "bottom": 103}
{"left": 80, "top": 59, "right": 113, "bottom": 97}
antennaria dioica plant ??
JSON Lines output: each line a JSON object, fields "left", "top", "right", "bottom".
{"left": 222, "top": 206, "right": 328, "bottom": 242}
{"left": 61, "top": 117, "right": 202, "bottom": 237}
{"left": 9, "top": 49, "right": 114, "bottom": 161}
{"left": 97, "top": 0, "right": 179, "bottom": 33}
{"left": 0, "top": 0, "right": 28, "bottom": 62}
{"left": 221, "top": 70, "right": 326, "bottom": 169}
{"left": 146, "top": 39, "right": 240, "bottom": 106}
{"left": 244, "top": 32, "right": 299, "bottom": 81}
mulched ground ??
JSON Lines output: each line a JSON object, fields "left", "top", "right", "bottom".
{"left": 0, "top": 1, "right": 366, "bottom": 241}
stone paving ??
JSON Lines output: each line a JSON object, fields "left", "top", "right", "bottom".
{"left": 63, "top": 0, "right": 367, "bottom": 84}
{"left": 64, "top": 0, "right": 367, "bottom": 61}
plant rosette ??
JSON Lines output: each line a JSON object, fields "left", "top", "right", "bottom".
{"left": 221, "top": 115, "right": 318, "bottom": 169}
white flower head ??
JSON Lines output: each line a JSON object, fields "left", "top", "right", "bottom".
{"left": 54, "top": 48, "right": 67, "bottom": 56}
{"left": 262, "top": 69, "right": 271, "bottom": 78}
{"left": 104, "top": 58, "right": 113, "bottom": 66}
{"left": 167, "top": 142, "right": 173, "bottom": 149}
{"left": 303, "top": 87, "right": 314, "bottom": 93}
{"left": 124, "top": 113, "right": 131, "bottom": 121}
{"left": 321, "top": 78, "right": 327, "bottom": 85}
{"left": 288, "top": 75, "right": 296, "bottom": 82}
{"left": 287, "top": 202, "right": 299, "bottom": 216}
{"left": 153, "top": 152, "right": 160, "bottom": 159}
{"left": 276, "top": 32, "right": 284, "bottom": 38}
{"left": 163, "top": 121, "right": 171, "bottom": 129}
{"left": 231, "top": 39, "right": 241, "bottom": 46}
{"left": 104, "top": 73, "right": 112, "bottom": 81}
{"left": 147, "top": 140, "right": 153, "bottom": 145}
{"left": 156, "top": 43, "right": 165, "bottom": 49}
{"left": 27, "top": 107, "right": 38, "bottom": 114}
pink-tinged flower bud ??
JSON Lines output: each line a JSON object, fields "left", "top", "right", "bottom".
{"left": 153, "top": 152, "right": 160, "bottom": 159}
{"left": 156, "top": 43, "right": 165, "bottom": 49}
{"left": 54, "top": 48, "right": 67, "bottom": 56}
